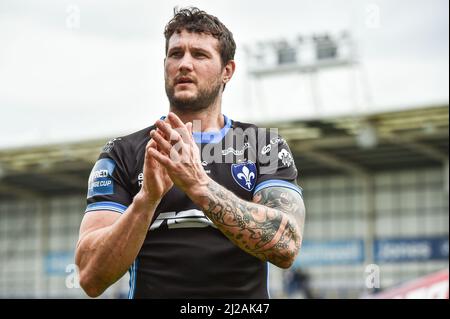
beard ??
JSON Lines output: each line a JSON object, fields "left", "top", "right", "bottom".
{"left": 165, "top": 77, "right": 222, "bottom": 112}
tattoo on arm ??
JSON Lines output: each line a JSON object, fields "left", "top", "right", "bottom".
{"left": 201, "top": 180, "right": 305, "bottom": 268}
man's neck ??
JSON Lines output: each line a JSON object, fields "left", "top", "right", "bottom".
{"left": 169, "top": 105, "right": 225, "bottom": 132}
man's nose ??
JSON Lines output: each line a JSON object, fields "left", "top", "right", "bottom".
{"left": 178, "top": 54, "right": 194, "bottom": 72}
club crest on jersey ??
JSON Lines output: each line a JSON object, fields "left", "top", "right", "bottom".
{"left": 231, "top": 161, "right": 257, "bottom": 191}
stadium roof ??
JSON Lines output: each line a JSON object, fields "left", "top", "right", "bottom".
{"left": 0, "top": 104, "right": 448, "bottom": 199}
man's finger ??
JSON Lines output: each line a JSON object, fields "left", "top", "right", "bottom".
{"left": 155, "top": 120, "right": 183, "bottom": 145}
{"left": 168, "top": 112, "right": 186, "bottom": 128}
{"left": 145, "top": 139, "right": 159, "bottom": 168}
{"left": 167, "top": 112, "right": 191, "bottom": 143}
{"left": 186, "top": 122, "right": 193, "bottom": 136}
{"left": 151, "top": 130, "right": 173, "bottom": 154}
{"left": 146, "top": 137, "right": 155, "bottom": 148}
{"left": 147, "top": 147, "right": 174, "bottom": 169}
{"left": 152, "top": 130, "right": 182, "bottom": 163}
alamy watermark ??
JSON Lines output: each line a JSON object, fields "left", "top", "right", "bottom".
{"left": 66, "top": 5, "right": 81, "bottom": 30}
{"left": 365, "top": 264, "right": 380, "bottom": 289}
{"left": 66, "top": 264, "right": 80, "bottom": 289}
{"left": 365, "top": 4, "right": 381, "bottom": 29}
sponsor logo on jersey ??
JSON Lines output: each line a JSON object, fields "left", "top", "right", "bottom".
{"left": 150, "top": 209, "right": 216, "bottom": 230}
{"left": 278, "top": 149, "right": 294, "bottom": 167}
{"left": 221, "top": 142, "right": 251, "bottom": 156}
{"left": 102, "top": 138, "right": 122, "bottom": 153}
{"left": 261, "top": 137, "right": 287, "bottom": 155}
{"left": 87, "top": 158, "right": 116, "bottom": 198}
{"left": 91, "top": 169, "right": 109, "bottom": 179}
{"left": 261, "top": 144, "right": 271, "bottom": 155}
{"left": 138, "top": 172, "right": 144, "bottom": 187}
{"left": 231, "top": 161, "right": 257, "bottom": 191}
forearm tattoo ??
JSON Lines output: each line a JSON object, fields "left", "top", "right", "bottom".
{"left": 202, "top": 180, "right": 305, "bottom": 268}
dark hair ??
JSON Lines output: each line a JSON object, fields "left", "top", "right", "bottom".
{"left": 164, "top": 7, "right": 236, "bottom": 67}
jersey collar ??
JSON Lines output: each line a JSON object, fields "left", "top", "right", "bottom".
{"left": 159, "top": 114, "right": 232, "bottom": 144}
{"left": 192, "top": 115, "right": 231, "bottom": 144}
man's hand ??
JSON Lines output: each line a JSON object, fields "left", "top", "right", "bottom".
{"left": 148, "top": 112, "right": 210, "bottom": 199}
{"left": 137, "top": 136, "right": 174, "bottom": 205}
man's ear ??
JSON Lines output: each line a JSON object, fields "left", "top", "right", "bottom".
{"left": 223, "top": 60, "right": 236, "bottom": 84}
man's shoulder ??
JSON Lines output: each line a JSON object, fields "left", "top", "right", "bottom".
{"left": 121, "top": 125, "right": 156, "bottom": 144}
{"left": 231, "top": 119, "right": 285, "bottom": 139}
{"left": 231, "top": 119, "right": 258, "bottom": 130}
{"left": 100, "top": 125, "right": 155, "bottom": 156}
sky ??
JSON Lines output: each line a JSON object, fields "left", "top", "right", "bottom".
{"left": 0, "top": 0, "right": 448, "bottom": 149}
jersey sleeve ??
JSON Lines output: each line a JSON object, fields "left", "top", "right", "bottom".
{"left": 85, "top": 138, "right": 133, "bottom": 214}
{"left": 254, "top": 133, "right": 303, "bottom": 198}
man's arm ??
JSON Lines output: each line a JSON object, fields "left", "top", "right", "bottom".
{"left": 76, "top": 138, "right": 173, "bottom": 298}
{"left": 195, "top": 180, "right": 305, "bottom": 268}
{"left": 75, "top": 195, "right": 158, "bottom": 298}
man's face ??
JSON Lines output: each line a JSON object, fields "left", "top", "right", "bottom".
{"left": 164, "top": 29, "right": 224, "bottom": 111}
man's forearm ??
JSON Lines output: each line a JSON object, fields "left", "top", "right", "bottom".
{"left": 76, "top": 195, "right": 157, "bottom": 296}
{"left": 192, "top": 179, "right": 302, "bottom": 268}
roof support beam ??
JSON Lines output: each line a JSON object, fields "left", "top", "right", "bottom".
{"left": 0, "top": 183, "right": 41, "bottom": 199}
{"left": 296, "top": 148, "right": 370, "bottom": 177}
{"left": 285, "top": 128, "right": 448, "bottom": 150}
{"left": 43, "top": 173, "right": 87, "bottom": 190}
{"left": 382, "top": 134, "right": 448, "bottom": 162}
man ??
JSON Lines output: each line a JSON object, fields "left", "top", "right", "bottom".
{"left": 75, "top": 7, "right": 305, "bottom": 299}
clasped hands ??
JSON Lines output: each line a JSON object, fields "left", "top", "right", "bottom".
{"left": 140, "top": 112, "right": 210, "bottom": 205}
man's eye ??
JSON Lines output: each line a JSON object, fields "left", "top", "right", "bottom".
{"left": 194, "top": 52, "right": 207, "bottom": 58}
{"left": 169, "top": 52, "right": 182, "bottom": 58}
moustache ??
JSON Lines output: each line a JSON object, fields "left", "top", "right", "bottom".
{"left": 174, "top": 76, "right": 197, "bottom": 85}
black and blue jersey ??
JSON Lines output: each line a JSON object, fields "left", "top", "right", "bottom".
{"left": 85, "top": 115, "right": 302, "bottom": 299}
